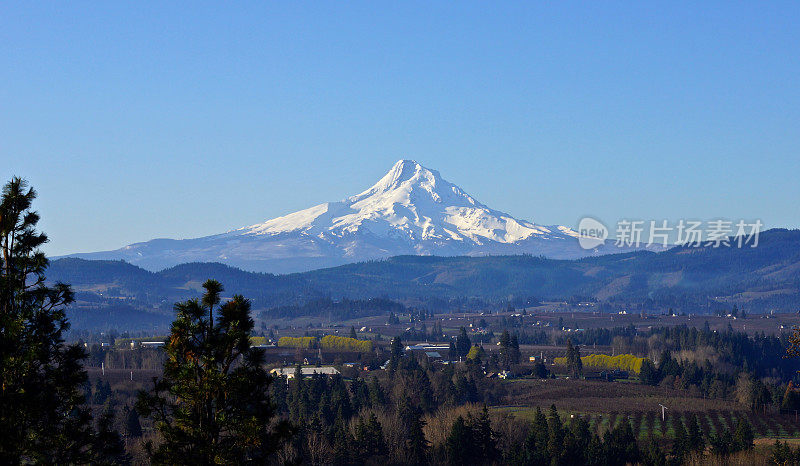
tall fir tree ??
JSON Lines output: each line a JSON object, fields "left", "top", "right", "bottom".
{"left": 398, "top": 397, "right": 428, "bottom": 465}
{"left": 456, "top": 327, "right": 471, "bottom": 358}
{"left": 136, "top": 280, "right": 291, "bottom": 464}
{"left": 0, "top": 177, "right": 103, "bottom": 463}
{"left": 445, "top": 416, "right": 472, "bottom": 465}
{"left": 123, "top": 405, "right": 143, "bottom": 439}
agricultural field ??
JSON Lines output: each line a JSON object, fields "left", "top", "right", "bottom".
{"left": 494, "top": 378, "right": 800, "bottom": 442}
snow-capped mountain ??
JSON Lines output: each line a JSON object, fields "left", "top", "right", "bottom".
{"left": 65, "top": 160, "right": 599, "bottom": 273}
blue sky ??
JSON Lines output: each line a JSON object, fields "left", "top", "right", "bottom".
{"left": 2, "top": 2, "right": 798, "bottom": 256}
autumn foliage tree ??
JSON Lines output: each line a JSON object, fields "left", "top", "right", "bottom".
{"left": 136, "top": 280, "right": 291, "bottom": 464}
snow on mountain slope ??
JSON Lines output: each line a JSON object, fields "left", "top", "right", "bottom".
{"left": 64, "top": 160, "right": 598, "bottom": 273}
{"left": 238, "top": 160, "right": 576, "bottom": 246}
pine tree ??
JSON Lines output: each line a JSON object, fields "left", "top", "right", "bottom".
{"left": 639, "top": 359, "right": 659, "bottom": 385}
{"left": 354, "top": 413, "right": 385, "bottom": 460}
{"left": 445, "top": 416, "right": 472, "bottom": 465}
{"left": 368, "top": 376, "right": 386, "bottom": 407}
{"left": 603, "top": 420, "right": 640, "bottom": 466}
{"left": 670, "top": 414, "right": 689, "bottom": 462}
{"left": 546, "top": 405, "right": 565, "bottom": 462}
{"left": 510, "top": 334, "right": 521, "bottom": 365}
{"left": 124, "top": 405, "right": 143, "bottom": 439}
{"left": 398, "top": 397, "right": 428, "bottom": 465}
{"left": 390, "top": 336, "right": 404, "bottom": 371}
{"left": 499, "top": 330, "right": 511, "bottom": 368}
{"left": 640, "top": 436, "right": 666, "bottom": 466}
{"left": 92, "top": 404, "right": 130, "bottom": 465}
{"left": 522, "top": 407, "right": 550, "bottom": 465}
{"left": 136, "top": 280, "right": 292, "bottom": 464}
{"left": 471, "top": 406, "right": 499, "bottom": 463}
{"left": 732, "top": 418, "right": 754, "bottom": 451}
{"left": 565, "top": 339, "right": 583, "bottom": 378}
{"left": 456, "top": 327, "right": 471, "bottom": 358}
{"left": 686, "top": 412, "right": 704, "bottom": 452}
{"left": 0, "top": 177, "right": 100, "bottom": 463}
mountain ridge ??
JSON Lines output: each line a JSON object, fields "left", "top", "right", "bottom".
{"left": 50, "top": 229, "right": 800, "bottom": 323}
{"left": 61, "top": 160, "right": 602, "bottom": 273}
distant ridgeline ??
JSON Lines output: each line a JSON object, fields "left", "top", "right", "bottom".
{"left": 46, "top": 229, "right": 800, "bottom": 330}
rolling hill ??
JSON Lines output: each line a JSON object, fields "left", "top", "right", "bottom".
{"left": 49, "top": 229, "right": 800, "bottom": 330}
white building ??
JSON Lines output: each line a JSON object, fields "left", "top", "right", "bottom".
{"left": 270, "top": 367, "right": 340, "bottom": 379}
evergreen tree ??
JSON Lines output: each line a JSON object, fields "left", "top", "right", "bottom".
{"left": 136, "top": 280, "right": 292, "bottom": 464}
{"left": 471, "top": 406, "right": 499, "bottom": 463}
{"left": 509, "top": 334, "right": 521, "bottom": 365}
{"left": 92, "top": 404, "right": 130, "bottom": 465}
{"left": 639, "top": 359, "right": 660, "bottom": 385}
{"left": 354, "top": 413, "right": 385, "bottom": 460}
{"left": 603, "top": 420, "right": 640, "bottom": 466}
{"left": 565, "top": 339, "right": 583, "bottom": 378}
{"left": 640, "top": 436, "right": 666, "bottom": 466}
{"left": 94, "top": 379, "right": 113, "bottom": 405}
{"left": 686, "top": 412, "right": 704, "bottom": 452}
{"left": 456, "top": 327, "right": 471, "bottom": 358}
{"left": 0, "top": 177, "right": 100, "bottom": 463}
{"left": 732, "top": 418, "right": 754, "bottom": 451}
{"left": 398, "top": 397, "right": 428, "bottom": 465}
{"left": 521, "top": 407, "right": 550, "bottom": 465}
{"left": 124, "top": 405, "right": 143, "bottom": 439}
{"left": 770, "top": 440, "right": 795, "bottom": 466}
{"left": 546, "top": 405, "right": 565, "bottom": 462}
{"left": 499, "top": 330, "right": 512, "bottom": 368}
{"left": 445, "top": 416, "right": 472, "bottom": 465}
{"left": 533, "top": 361, "right": 549, "bottom": 378}
{"left": 710, "top": 430, "right": 735, "bottom": 456}
{"left": 368, "top": 376, "right": 386, "bottom": 407}
{"left": 332, "top": 422, "right": 352, "bottom": 465}
{"left": 349, "top": 325, "right": 357, "bottom": 339}
{"left": 390, "top": 336, "right": 404, "bottom": 371}
{"left": 670, "top": 414, "right": 689, "bottom": 462}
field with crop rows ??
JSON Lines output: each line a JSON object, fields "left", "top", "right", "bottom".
{"left": 495, "top": 378, "right": 800, "bottom": 441}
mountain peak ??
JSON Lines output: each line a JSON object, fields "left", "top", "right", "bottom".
{"left": 65, "top": 160, "right": 591, "bottom": 273}
{"left": 367, "top": 159, "right": 440, "bottom": 194}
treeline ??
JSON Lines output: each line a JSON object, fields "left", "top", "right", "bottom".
{"left": 615, "top": 324, "right": 798, "bottom": 381}
{"left": 267, "top": 344, "right": 496, "bottom": 463}
{"left": 276, "top": 335, "right": 374, "bottom": 352}
{"left": 266, "top": 339, "right": 757, "bottom": 465}
{"left": 554, "top": 353, "right": 646, "bottom": 374}
{"left": 277, "top": 336, "right": 317, "bottom": 349}
{"left": 320, "top": 335, "right": 373, "bottom": 352}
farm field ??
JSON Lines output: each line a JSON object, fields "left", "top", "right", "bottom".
{"left": 494, "top": 378, "right": 800, "bottom": 442}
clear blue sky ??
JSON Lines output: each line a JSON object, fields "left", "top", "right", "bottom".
{"left": 2, "top": 2, "right": 798, "bottom": 256}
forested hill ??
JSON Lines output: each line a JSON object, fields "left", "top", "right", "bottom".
{"left": 48, "top": 228, "right": 800, "bottom": 314}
